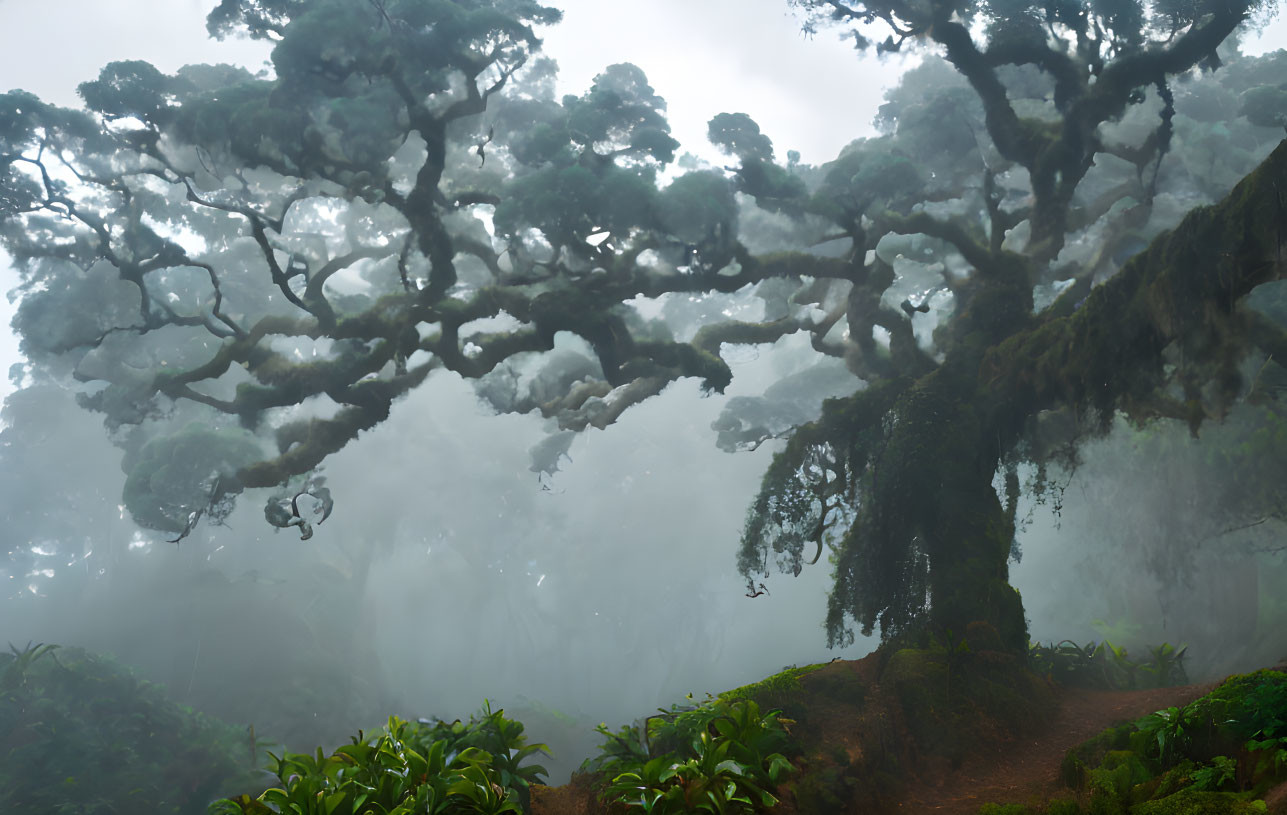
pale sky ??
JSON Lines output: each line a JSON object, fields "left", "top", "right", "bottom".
{"left": 0, "top": 0, "right": 1283, "bottom": 401}
{"left": 0, "top": 0, "right": 903, "bottom": 402}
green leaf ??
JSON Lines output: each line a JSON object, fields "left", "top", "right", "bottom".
{"left": 713, "top": 759, "right": 745, "bottom": 776}
{"left": 767, "top": 753, "right": 794, "bottom": 782}
{"left": 322, "top": 790, "right": 346, "bottom": 814}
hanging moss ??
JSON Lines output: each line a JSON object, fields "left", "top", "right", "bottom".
{"left": 121, "top": 423, "right": 262, "bottom": 533}
{"left": 984, "top": 138, "right": 1287, "bottom": 435}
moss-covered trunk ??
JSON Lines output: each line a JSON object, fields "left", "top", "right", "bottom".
{"left": 757, "top": 139, "right": 1286, "bottom": 657}
{"left": 926, "top": 437, "right": 1027, "bottom": 653}
{"left": 890, "top": 361, "right": 1028, "bottom": 653}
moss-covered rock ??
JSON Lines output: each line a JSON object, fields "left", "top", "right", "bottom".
{"left": 1087, "top": 750, "right": 1156, "bottom": 814}
{"left": 1148, "top": 759, "right": 1198, "bottom": 800}
{"left": 1063, "top": 723, "right": 1138, "bottom": 788}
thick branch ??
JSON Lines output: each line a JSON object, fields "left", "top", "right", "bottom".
{"left": 982, "top": 138, "right": 1287, "bottom": 432}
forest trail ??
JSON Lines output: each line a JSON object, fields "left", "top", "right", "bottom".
{"left": 893, "top": 681, "right": 1218, "bottom": 814}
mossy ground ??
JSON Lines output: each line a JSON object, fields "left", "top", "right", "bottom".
{"left": 535, "top": 642, "right": 1059, "bottom": 815}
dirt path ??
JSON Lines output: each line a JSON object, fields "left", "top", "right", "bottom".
{"left": 894, "top": 682, "right": 1216, "bottom": 814}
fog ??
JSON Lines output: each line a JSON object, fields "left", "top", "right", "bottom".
{"left": 2, "top": 0, "right": 1286, "bottom": 792}
{"left": 6, "top": 353, "right": 1284, "bottom": 778}
{"left": 1014, "top": 411, "right": 1287, "bottom": 682}
{"left": 0, "top": 0, "right": 892, "bottom": 779}
{"left": 0, "top": 329, "right": 873, "bottom": 778}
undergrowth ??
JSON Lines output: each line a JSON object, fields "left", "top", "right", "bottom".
{"left": 0, "top": 642, "right": 258, "bottom": 814}
{"left": 982, "top": 669, "right": 1287, "bottom": 815}
{"left": 1027, "top": 640, "right": 1189, "bottom": 690}
{"left": 582, "top": 697, "right": 795, "bottom": 814}
{"left": 211, "top": 702, "right": 549, "bottom": 815}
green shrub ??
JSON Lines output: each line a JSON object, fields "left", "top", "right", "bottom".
{"left": 718, "top": 663, "right": 827, "bottom": 708}
{"left": 1027, "top": 640, "right": 1188, "bottom": 690}
{"left": 1140, "top": 670, "right": 1287, "bottom": 779}
{"left": 1046, "top": 799, "right": 1082, "bottom": 815}
{"left": 1062, "top": 723, "right": 1136, "bottom": 788}
{"left": 211, "top": 703, "right": 549, "bottom": 815}
{"left": 1192, "top": 756, "right": 1239, "bottom": 792}
{"left": 1131, "top": 788, "right": 1267, "bottom": 815}
{"left": 1086, "top": 749, "right": 1153, "bottom": 815}
{"left": 591, "top": 698, "right": 794, "bottom": 814}
{"left": 1055, "top": 670, "right": 1287, "bottom": 815}
{"left": 0, "top": 642, "right": 258, "bottom": 815}
{"left": 1135, "top": 706, "right": 1199, "bottom": 765}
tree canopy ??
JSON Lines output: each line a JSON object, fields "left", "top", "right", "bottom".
{"left": 2, "top": 0, "right": 1285, "bottom": 649}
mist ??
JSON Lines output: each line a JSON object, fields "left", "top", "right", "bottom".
{"left": 2, "top": 0, "right": 1287, "bottom": 806}
{"left": 1014, "top": 409, "right": 1287, "bottom": 682}
{"left": 0, "top": 2, "right": 890, "bottom": 778}
{"left": 0, "top": 330, "right": 873, "bottom": 779}
{"left": 10, "top": 322, "right": 1283, "bottom": 782}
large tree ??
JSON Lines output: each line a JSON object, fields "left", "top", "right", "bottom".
{"left": 1, "top": 0, "right": 1284, "bottom": 651}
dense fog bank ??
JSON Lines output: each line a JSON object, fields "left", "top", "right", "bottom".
{"left": 1, "top": 337, "right": 872, "bottom": 779}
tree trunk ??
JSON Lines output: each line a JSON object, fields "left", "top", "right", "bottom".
{"left": 928, "top": 445, "right": 1027, "bottom": 653}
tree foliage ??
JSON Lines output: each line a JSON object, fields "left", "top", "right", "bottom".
{"left": 1, "top": 0, "right": 1284, "bottom": 649}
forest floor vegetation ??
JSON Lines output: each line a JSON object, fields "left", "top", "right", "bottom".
{"left": 6, "top": 639, "right": 1285, "bottom": 815}
{"left": 894, "top": 682, "right": 1217, "bottom": 814}
{"left": 530, "top": 645, "right": 1284, "bottom": 815}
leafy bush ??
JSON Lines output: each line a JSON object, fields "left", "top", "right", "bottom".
{"left": 1130, "top": 788, "right": 1269, "bottom": 815}
{"left": 1191, "top": 756, "right": 1238, "bottom": 792}
{"left": 580, "top": 721, "right": 651, "bottom": 781}
{"left": 1132, "top": 670, "right": 1287, "bottom": 774}
{"left": 0, "top": 642, "right": 258, "bottom": 814}
{"left": 716, "top": 663, "right": 828, "bottom": 710}
{"left": 1028, "top": 640, "right": 1188, "bottom": 690}
{"left": 211, "top": 703, "right": 549, "bottom": 815}
{"left": 1045, "top": 669, "right": 1287, "bottom": 815}
{"left": 1135, "top": 705, "right": 1200, "bottom": 765}
{"left": 1205, "top": 671, "right": 1287, "bottom": 744}
{"left": 1087, "top": 749, "right": 1153, "bottom": 812}
{"left": 588, "top": 698, "right": 794, "bottom": 814}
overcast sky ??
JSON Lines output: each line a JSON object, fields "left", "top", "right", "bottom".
{"left": 0, "top": 0, "right": 895, "bottom": 157}
{"left": 0, "top": 0, "right": 913, "bottom": 402}
{"left": 0, "top": 0, "right": 1282, "bottom": 398}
